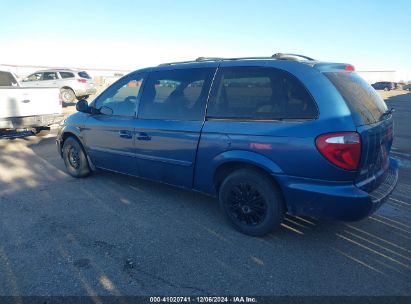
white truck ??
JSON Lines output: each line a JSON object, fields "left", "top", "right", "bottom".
{"left": 0, "top": 70, "right": 63, "bottom": 135}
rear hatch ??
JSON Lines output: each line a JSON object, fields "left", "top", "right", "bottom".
{"left": 324, "top": 71, "right": 393, "bottom": 192}
{"left": 78, "top": 71, "right": 94, "bottom": 86}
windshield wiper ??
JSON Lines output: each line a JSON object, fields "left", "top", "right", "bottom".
{"left": 380, "top": 107, "right": 395, "bottom": 120}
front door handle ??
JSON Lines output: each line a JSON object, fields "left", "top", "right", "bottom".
{"left": 137, "top": 132, "right": 151, "bottom": 141}
{"left": 119, "top": 130, "right": 133, "bottom": 139}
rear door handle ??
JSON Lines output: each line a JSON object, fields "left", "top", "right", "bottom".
{"left": 119, "top": 130, "right": 133, "bottom": 139}
{"left": 137, "top": 132, "right": 151, "bottom": 141}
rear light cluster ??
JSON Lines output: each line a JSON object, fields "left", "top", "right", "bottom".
{"left": 77, "top": 79, "right": 87, "bottom": 83}
{"left": 315, "top": 132, "right": 361, "bottom": 171}
{"left": 345, "top": 64, "right": 355, "bottom": 72}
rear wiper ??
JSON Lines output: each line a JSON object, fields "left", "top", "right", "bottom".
{"left": 380, "top": 107, "right": 395, "bottom": 120}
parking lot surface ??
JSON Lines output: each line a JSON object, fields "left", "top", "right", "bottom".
{"left": 0, "top": 91, "right": 410, "bottom": 296}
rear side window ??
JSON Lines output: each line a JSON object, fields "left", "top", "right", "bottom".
{"left": 138, "top": 68, "right": 215, "bottom": 121}
{"left": 43, "top": 72, "right": 58, "bottom": 80}
{"left": 207, "top": 67, "right": 318, "bottom": 120}
{"left": 60, "top": 72, "right": 75, "bottom": 79}
{"left": 325, "top": 72, "right": 388, "bottom": 125}
{"left": 78, "top": 71, "right": 91, "bottom": 79}
{"left": 0, "top": 72, "right": 17, "bottom": 86}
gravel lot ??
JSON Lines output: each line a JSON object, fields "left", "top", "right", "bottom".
{"left": 0, "top": 90, "right": 410, "bottom": 297}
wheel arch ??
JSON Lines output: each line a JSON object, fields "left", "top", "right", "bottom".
{"left": 60, "top": 86, "right": 75, "bottom": 92}
{"left": 212, "top": 150, "right": 284, "bottom": 195}
{"left": 60, "top": 130, "right": 95, "bottom": 170}
{"left": 59, "top": 125, "right": 84, "bottom": 152}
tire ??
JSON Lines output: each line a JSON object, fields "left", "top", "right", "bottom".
{"left": 62, "top": 137, "right": 91, "bottom": 178}
{"left": 384, "top": 87, "right": 389, "bottom": 91}
{"left": 218, "top": 169, "right": 285, "bottom": 236}
{"left": 61, "top": 88, "right": 76, "bottom": 103}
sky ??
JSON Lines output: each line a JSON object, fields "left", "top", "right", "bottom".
{"left": 1, "top": 0, "right": 410, "bottom": 78}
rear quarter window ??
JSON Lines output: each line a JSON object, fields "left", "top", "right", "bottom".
{"left": 60, "top": 72, "right": 75, "bottom": 79}
{"left": 325, "top": 72, "right": 388, "bottom": 125}
{"left": 207, "top": 67, "right": 318, "bottom": 120}
{"left": 78, "top": 71, "right": 91, "bottom": 79}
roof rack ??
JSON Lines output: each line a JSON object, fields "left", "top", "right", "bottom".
{"left": 195, "top": 57, "right": 225, "bottom": 62}
{"left": 159, "top": 53, "right": 314, "bottom": 66}
{"left": 271, "top": 53, "right": 315, "bottom": 61}
{"left": 158, "top": 60, "right": 204, "bottom": 66}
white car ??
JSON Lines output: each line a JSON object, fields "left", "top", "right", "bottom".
{"left": 21, "top": 69, "right": 96, "bottom": 103}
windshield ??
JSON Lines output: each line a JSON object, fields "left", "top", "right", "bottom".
{"left": 325, "top": 72, "right": 388, "bottom": 126}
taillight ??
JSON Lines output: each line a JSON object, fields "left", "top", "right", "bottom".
{"left": 58, "top": 92, "right": 62, "bottom": 106}
{"left": 345, "top": 64, "right": 355, "bottom": 72}
{"left": 315, "top": 132, "right": 361, "bottom": 171}
{"left": 78, "top": 79, "right": 87, "bottom": 83}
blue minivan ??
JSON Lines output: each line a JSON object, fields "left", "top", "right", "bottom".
{"left": 57, "top": 54, "right": 398, "bottom": 236}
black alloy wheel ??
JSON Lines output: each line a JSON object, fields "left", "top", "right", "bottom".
{"left": 227, "top": 182, "right": 267, "bottom": 226}
{"left": 219, "top": 169, "right": 285, "bottom": 236}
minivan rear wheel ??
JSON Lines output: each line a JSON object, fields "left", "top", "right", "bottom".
{"left": 61, "top": 88, "right": 76, "bottom": 103}
{"left": 62, "top": 137, "right": 90, "bottom": 178}
{"left": 219, "top": 169, "right": 284, "bottom": 236}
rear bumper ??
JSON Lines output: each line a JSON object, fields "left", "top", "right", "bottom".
{"left": 275, "top": 158, "right": 398, "bottom": 221}
{"left": 0, "top": 114, "right": 64, "bottom": 130}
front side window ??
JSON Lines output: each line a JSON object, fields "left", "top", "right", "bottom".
{"left": 43, "top": 72, "right": 58, "bottom": 80}
{"left": 24, "top": 73, "right": 42, "bottom": 82}
{"left": 138, "top": 68, "right": 215, "bottom": 121}
{"left": 93, "top": 73, "right": 144, "bottom": 117}
{"left": 207, "top": 67, "right": 318, "bottom": 120}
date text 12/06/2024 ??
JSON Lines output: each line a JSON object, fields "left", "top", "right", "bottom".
{"left": 149, "top": 296, "right": 257, "bottom": 303}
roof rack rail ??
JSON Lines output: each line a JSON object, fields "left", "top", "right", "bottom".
{"left": 272, "top": 53, "right": 315, "bottom": 61}
{"left": 158, "top": 60, "right": 201, "bottom": 66}
{"left": 158, "top": 53, "right": 315, "bottom": 66}
{"left": 195, "top": 57, "right": 224, "bottom": 62}
{"left": 159, "top": 57, "right": 223, "bottom": 66}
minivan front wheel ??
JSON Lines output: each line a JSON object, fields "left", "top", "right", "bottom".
{"left": 219, "top": 169, "right": 285, "bottom": 236}
{"left": 61, "top": 88, "right": 76, "bottom": 103}
{"left": 62, "top": 137, "right": 90, "bottom": 178}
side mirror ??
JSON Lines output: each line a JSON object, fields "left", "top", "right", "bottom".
{"left": 100, "top": 106, "right": 113, "bottom": 116}
{"left": 76, "top": 99, "right": 89, "bottom": 113}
